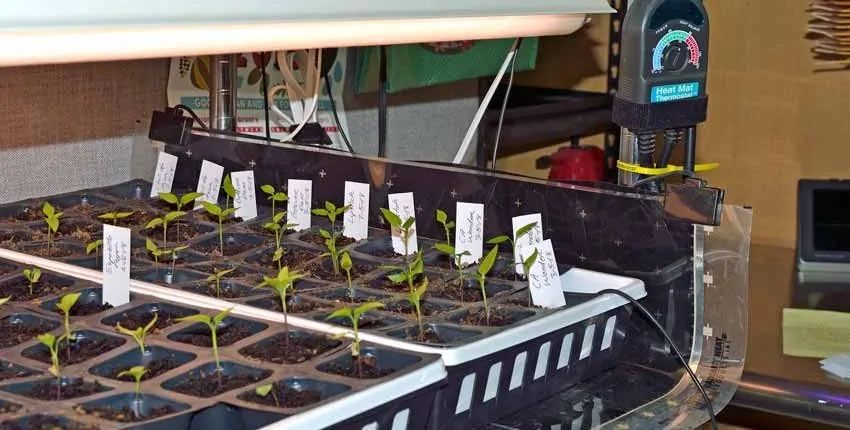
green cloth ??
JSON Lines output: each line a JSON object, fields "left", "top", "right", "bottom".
{"left": 355, "top": 39, "right": 538, "bottom": 94}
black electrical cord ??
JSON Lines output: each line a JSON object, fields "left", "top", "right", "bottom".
{"left": 491, "top": 38, "right": 522, "bottom": 171}
{"left": 261, "top": 52, "right": 272, "bottom": 144}
{"left": 174, "top": 104, "right": 209, "bottom": 130}
{"left": 325, "top": 78, "right": 356, "bottom": 154}
{"left": 587, "top": 288, "right": 719, "bottom": 430}
{"left": 377, "top": 46, "right": 388, "bottom": 158}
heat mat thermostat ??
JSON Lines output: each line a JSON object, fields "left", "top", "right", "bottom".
{"left": 614, "top": 0, "right": 709, "bottom": 132}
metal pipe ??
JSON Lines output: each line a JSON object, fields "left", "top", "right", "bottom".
{"left": 209, "top": 54, "right": 238, "bottom": 131}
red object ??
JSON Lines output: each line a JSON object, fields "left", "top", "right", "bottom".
{"left": 545, "top": 145, "right": 605, "bottom": 182}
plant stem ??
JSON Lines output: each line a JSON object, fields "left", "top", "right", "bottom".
{"left": 138, "top": 340, "right": 145, "bottom": 356}
{"left": 215, "top": 278, "right": 221, "bottom": 297}
{"left": 345, "top": 271, "right": 353, "bottom": 300}
{"left": 281, "top": 292, "right": 289, "bottom": 346}
{"left": 64, "top": 313, "right": 71, "bottom": 361}
{"left": 47, "top": 232, "right": 53, "bottom": 254}
{"left": 272, "top": 387, "right": 280, "bottom": 407}
{"left": 211, "top": 325, "right": 221, "bottom": 372}
{"left": 479, "top": 277, "right": 490, "bottom": 326}
{"left": 163, "top": 221, "right": 168, "bottom": 248}
{"left": 415, "top": 301, "right": 424, "bottom": 341}
{"left": 225, "top": 196, "right": 230, "bottom": 210}
{"left": 443, "top": 225, "right": 451, "bottom": 248}
{"left": 135, "top": 379, "right": 142, "bottom": 398}
{"left": 352, "top": 318, "right": 362, "bottom": 379}
{"left": 218, "top": 218, "right": 224, "bottom": 256}
{"left": 271, "top": 199, "right": 275, "bottom": 219}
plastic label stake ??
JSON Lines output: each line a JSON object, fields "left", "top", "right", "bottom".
{"left": 287, "top": 179, "right": 313, "bottom": 231}
{"left": 193, "top": 160, "right": 224, "bottom": 210}
{"left": 520, "top": 239, "right": 566, "bottom": 308}
{"left": 150, "top": 151, "right": 178, "bottom": 198}
{"left": 343, "top": 181, "right": 370, "bottom": 240}
{"left": 512, "top": 213, "right": 543, "bottom": 274}
{"left": 455, "top": 202, "right": 484, "bottom": 265}
{"left": 231, "top": 171, "right": 257, "bottom": 221}
{"left": 102, "top": 224, "right": 131, "bottom": 306}
{"left": 388, "top": 192, "right": 418, "bottom": 255}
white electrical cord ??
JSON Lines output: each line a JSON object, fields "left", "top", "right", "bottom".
{"left": 452, "top": 40, "right": 520, "bottom": 164}
{"left": 268, "top": 48, "right": 322, "bottom": 142}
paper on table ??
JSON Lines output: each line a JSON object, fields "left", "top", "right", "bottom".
{"left": 455, "top": 202, "right": 484, "bottom": 266}
{"left": 512, "top": 213, "right": 543, "bottom": 274}
{"left": 287, "top": 179, "right": 313, "bottom": 231}
{"left": 388, "top": 192, "right": 418, "bottom": 255}
{"left": 231, "top": 171, "right": 258, "bottom": 221}
{"left": 102, "top": 224, "right": 131, "bottom": 306}
{"left": 150, "top": 151, "right": 178, "bottom": 198}
{"left": 193, "top": 160, "right": 224, "bottom": 210}
{"left": 520, "top": 239, "right": 566, "bottom": 309}
{"left": 821, "top": 353, "right": 850, "bottom": 380}
{"left": 343, "top": 181, "right": 370, "bottom": 240}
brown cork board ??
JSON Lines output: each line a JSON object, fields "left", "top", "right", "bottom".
{"left": 0, "top": 59, "right": 169, "bottom": 150}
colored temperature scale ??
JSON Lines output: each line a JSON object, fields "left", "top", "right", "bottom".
{"left": 652, "top": 29, "right": 701, "bottom": 73}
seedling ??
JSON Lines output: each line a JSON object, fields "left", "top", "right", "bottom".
{"left": 144, "top": 239, "right": 187, "bottom": 274}
{"left": 326, "top": 301, "right": 385, "bottom": 378}
{"left": 255, "top": 383, "right": 279, "bottom": 407}
{"left": 260, "top": 184, "right": 287, "bottom": 217}
{"left": 118, "top": 366, "right": 148, "bottom": 400}
{"left": 97, "top": 211, "right": 133, "bottom": 225}
{"left": 472, "top": 245, "right": 499, "bottom": 325}
{"left": 487, "top": 221, "right": 539, "bottom": 278}
{"left": 382, "top": 251, "right": 424, "bottom": 293}
{"left": 313, "top": 201, "right": 350, "bottom": 275}
{"left": 145, "top": 238, "right": 163, "bottom": 265}
{"left": 406, "top": 278, "right": 428, "bottom": 341}
{"left": 340, "top": 252, "right": 354, "bottom": 299}
{"left": 144, "top": 211, "right": 186, "bottom": 247}
{"left": 435, "top": 209, "right": 455, "bottom": 248}
{"left": 199, "top": 201, "right": 237, "bottom": 256}
{"left": 175, "top": 308, "right": 233, "bottom": 372}
{"left": 159, "top": 191, "right": 204, "bottom": 213}
{"left": 380, "top": 208, "right": 416, "bottom": 259}
{"left": 55, "top": 292, "right": 80, "bottom": 360}
{"left": 206, "top": 268, "right": 235, "bottom": 298}
{"left": 86, "top": 239, "right": 103, "bottom": 268}
{"left": 434, "top": 243, "right": 471, "bottom": 296}
{"left": 0, "top": 297, "right": 10, "bottom": 307}
{"left": 23, "top": 267, "right": 41, "bottom": 296}
{"left": 116, "top": 313, "right": 158, "bottom": 355}
{"left": 521, "top": 248, "right": 539, "bottom": 306}
{"left": 222, "top": 174, "right": 236, "bottom": 210}
{"left": 256, "top": 267, "right": 305, "bottom": 345}
{"left": 42, "top": 202, "right": 63, "bottom": 252}
{"left": 262, "top": 212, "right": 296, "bottom": 269}
{"left": 37, "top": 332, "right": 65, "bottom": 398}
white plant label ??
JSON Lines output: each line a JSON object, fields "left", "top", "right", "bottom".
{"left": 512, "top": 213, "right": 544, "bottom": 274}
{"left": 520, "top": 239, "right": 566, "bottom": 309}
{"left": 388, "top": 192, "right": 418, "bottom": 255}
{"left": 102, "top": 224, "right": 131, "bottom": 306}
{"left": 343, "top": 181, "right": 370, "bottom": 240}
{"left": 287, "top": 179, "right": 313, "bottom": 231}
{"left": 231, "top": 171, "right": 257, "bottom": 221}
{"left": 455, "top": 202, "right": 484, "bottom": 266}
{"left": 150, "top": 151, "right": 178, "bottom": 198}
{"left": 193, "top": 160, "right": 224, "bottom": 210}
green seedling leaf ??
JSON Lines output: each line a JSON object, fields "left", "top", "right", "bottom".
{"left": 173, "top": 245, "right": 189, "bottom": 253}
{"left": 446, "top": 221, "right": 456, "bottom": 229}
{"left": 255, "top": 384, "right": 273, "bottom": 397}
{"left": 145, "top": 238, "right": 159, "bottom": 253}
{"left": 222, "top": 208, "right": 237, "bottom": 218}
{"left": 312, "top": 208, "right": 329, "bottom": 217}
{"left": 412, "top": 277, "right": 428, "bottom": 300}
{"left": 213, "top": 308, "right": 232, "bottom": 326}
{"left": 353, "top": 301, "right": 385, "bottom": 319}
{"left": 272, "top": 212, "right": 286, "bottom": 224}
{"left": 42, "top": 202, "right": 55, "bottom": 217}
{"left": 478, "top": 245, "right": 499, "bottom": 277}
{"left": 522, "top": 248, "right": 539, "bottom": 275}
{"left": 272, "top": 247, "right": 283, "bottom": 262}
{"left": 175, "top": 314, "right": 213, "bottom": 325}
{"left": 164, "top": 211, "right": 186, "bottom": 222}
{"left": 516, "top": 222, "right": 539, "bottom": 240}
{"left": 206, "top": 268, "right": 235, "bottom": 283}
{"left": 116, "top": 211, "right": 134, "bottom": 219}
{"left": 263, "top": 222, "right": 279, "bottom": 232}
{"left": 379, "top": 208, "right": 401, "bottom": 227}
{"left": 179, "top": 192, "right": 204, "bottom": 207}
{"left": 436, "top": 209, "right": 447, "bottom": 224}
{"left": 37, "top": 333, "right": 56, "bottom": 348}
{"left": 402, "top": 217, "right": 415, "bottom": 230}
{"left": 434, "top": 243, "right": 455, "bottom": 255}
{"left": 487, "top": 235, "right": 510, "bottom": 245}
{"left": 158, "top": 193, "right": 179, "bottom": 205}
{"left": 200, "top": 201, "right": 222, "bottom": 216}
{"left": 411, "top": 254, "right": 424, "bottom": 275}
{"left": 56, "top": 292, "right": 81, "bottom": 313}
{"left": 260, "top": 184, "right": 276, "bottom": 195}
{"left": 145, "top": 218, "right": 163, "bottom": 229}
{"left": 387, "top": 272, "right": 408, "bottom": 284}
{"left": 325, "top": 307, "right": 354, "bottom": 321}
{"left": 86, "top": 239, "right": 103, "bottom": 254}
{"left": 319, "top": 229, "right": 332, "bottom": 239}
{"left": 0, "top": 297, "right": 10, "bottom": 307}
{"left": 23, "top": 267, "right": 41, "bottom": 283}
{"left": 340, "top": 252, "right": 352, "bottom": 272}
{"left": 117, "top": 366, "right": 148, "bottom": 382}
{"left": 222, "top": 174, "right": 236, "bottom": 198}
{"left": 325, "top": 201, "right": 336, "bottom": 213}
{"left": 273, "top": 192, "right": 287, "bottom": 202}
{"left": 45, "top": 217, "right": 59, "bottom": 233}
